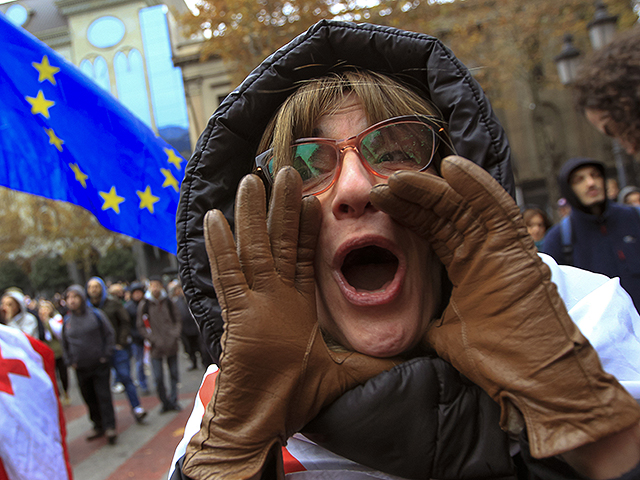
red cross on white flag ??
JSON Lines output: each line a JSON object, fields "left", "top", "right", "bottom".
{"left": 0, "top": 344, "right": 30, "bottom": 395}
{"left": 0, "top": 324, "right": 72, "bottom": 480}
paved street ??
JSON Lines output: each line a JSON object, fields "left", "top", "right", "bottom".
{"left": 62, "top": 352, "right": 206, "bottom": 480}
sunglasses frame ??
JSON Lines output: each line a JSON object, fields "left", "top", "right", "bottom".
{"left": 254, "top": 115, "right": 443, "bottom": 196}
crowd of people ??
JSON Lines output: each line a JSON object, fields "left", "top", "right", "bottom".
{"left": 0, "top": 275, "right": 211, "bottom": 446}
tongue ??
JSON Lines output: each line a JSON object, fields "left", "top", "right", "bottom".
{"left": 343, "top": 262, "right": 397, "bottom": 291}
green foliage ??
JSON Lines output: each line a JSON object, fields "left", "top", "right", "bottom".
{"left": 97, "top": 248, "right": 137, "bottom": 283}
{"left": 30, "top": 256, "right": 71, "bottom": 295}
{"left": 0, "top": 260, "right": 31, "bottom": 295}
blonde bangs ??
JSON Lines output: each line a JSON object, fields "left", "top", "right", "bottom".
{"left": 259, "top": 71, "right": 446, "bottom": 174}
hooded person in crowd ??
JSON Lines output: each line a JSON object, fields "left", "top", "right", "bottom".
{"left": 61, "top": 284, "right": 117, "bottom": 444}
{"left": 541, "top": 157, "right": 640, "bottom": 312}
{"left": 1, "top": 289, "right": 39, "bottom": 338}
{"left": 618, "top": 185, "right": 640, "bottom": 207}
{"left": 172, "top": 21, "right": 640, "bottom": 480}
{"left": 87, "top": 276, "right": 147, "bottom": 423}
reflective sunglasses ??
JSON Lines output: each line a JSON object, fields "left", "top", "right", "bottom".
{"left": 254, "top": 115, "right": 443, "bottom": 196}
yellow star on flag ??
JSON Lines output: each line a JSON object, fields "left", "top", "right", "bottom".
{"left": 44, "top": 128, "right": 64, "bottom": 151}
{"left": 137, "top": 185, "right": 160, "bottom": 213}
{"left": 26, "top": 90, "right": 55, "bottom": 118}
{"left": 165, "top": 148, "right": 184, "bottom": 170}
{"left": 100, "top": 186, "right": 125, "bottom": 214}
{"left": 32, "top": 55, "right": 60, "bottom": 85}
{"left": 69, "top": 163, "right": 88, "bottom": 188}
{"left": 160, "top": 168, "right": 179, "bottom": 192}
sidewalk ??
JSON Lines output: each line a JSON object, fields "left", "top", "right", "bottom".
{"left": 62, "top": 352, "right": 206, "bottom": 480}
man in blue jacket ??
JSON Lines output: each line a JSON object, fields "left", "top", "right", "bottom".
{"left": 542, "top": 157, "right": 640, "bottom": 312}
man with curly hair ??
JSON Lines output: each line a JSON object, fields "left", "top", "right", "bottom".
{"left": 573, "top": 26, "right": 640, "bottom": 156}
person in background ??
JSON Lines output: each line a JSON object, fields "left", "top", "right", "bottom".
{"left": 607, "top": 178, "right": 620, "bottom": 202}
{"left": 618, "top": 186, "right": 640, "bottom": 207}
{"left": 53, "top": 292, "right": 67, "bottom": 316}
{"left": 38, "top": 299, "right": 70, "bottom": 406}
{"left": 108, "top": 283, "right": 126, "bottom": 303}
{"left": 124, "top": 282, "right": 150, "bottom": 395}
{"left": 62, "top": 285, "right": 117, "bottom": 444}
{"left": 137, "top": 276, "right": 182, "bottom": 413}
{"left": 542, "top": 157, "right": 640, "bottom": 312}
{"left": 522, "top": 207, "right": 552, "bottom": 250}
{"left": 87, "top": 276, "right": 147, "bottom": 423}
{"left": 170, "top": 279, "right": 203, "bottom": 371}
{"left": 573, "top": 26, "right": 640, "bottom": 157}
{"left": 1, "top": 289, "right": 39, "bottom": 338}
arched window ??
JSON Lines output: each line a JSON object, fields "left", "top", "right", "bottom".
{"left": 79, "top": 56, "right": 111, "bottom": 93}
{"left": 114, "top": 49, "right": 152, "bottom": 126}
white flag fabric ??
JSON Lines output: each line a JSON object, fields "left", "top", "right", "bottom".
{"left": 0, "top": 324, "right": 72, "bottom": 480}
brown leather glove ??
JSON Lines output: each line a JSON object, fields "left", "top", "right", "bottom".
{"left": 183, "top": 167, "right": 399, "bottom": 480}
{"left": 369, "top": 156, "right": 640, "bottom": 459}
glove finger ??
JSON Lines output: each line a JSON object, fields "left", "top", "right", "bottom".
{"left": 235, "top": 174, "right": 275, "bottom": 288}
{"left": 371, "top": 171, "right": 469, "bottom": 234}
{"left": 204, "top": 209, "right": 249, "bottom": 314}
{"left": 440, "top": 156, "right": 521, "bottom": 231}
{"left": 370, "top": 177, "right": 466, "bottom": 265}
{"left": 296, "top": 195, "right": 321, "bottom": 297}
{"left": 370, "top": 180, "right": 440, "bottom": 240}
{"left": 386, "top": 170, "right": 466, "bottom": 219}
{"left": 267, "top": 167, "right": 303, "bottom": 286}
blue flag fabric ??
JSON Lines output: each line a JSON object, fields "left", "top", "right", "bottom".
{"left": 0, "top": 14, "right": 185, "bottom": 253}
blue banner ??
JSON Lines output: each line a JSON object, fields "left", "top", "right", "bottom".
{"left": 0, "top": 14, "right": 185, "bottom": 253}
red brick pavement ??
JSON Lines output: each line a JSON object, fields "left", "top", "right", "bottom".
{"left": 64, "top": 368, "right": 205, "bottom": 480}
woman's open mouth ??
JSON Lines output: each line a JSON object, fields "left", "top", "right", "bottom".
{"left": 333, "top": 240, "right": 406, "bottom": 306}
{"left": 342, "top": 245, "right": 399, "bottom": 291}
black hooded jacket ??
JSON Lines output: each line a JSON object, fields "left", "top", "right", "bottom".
{"left": 173, "top": 20, "right": 625, "bottom": 480}
{"left": 542, "top": 157, "right": 640, "bottom": 312}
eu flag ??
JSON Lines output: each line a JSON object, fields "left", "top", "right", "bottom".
{"left": 0, "top": 14, "right": 184, "bottom": 254}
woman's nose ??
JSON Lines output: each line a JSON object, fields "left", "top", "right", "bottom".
{"left": 328, "top": 150, "right": 379, "bottom": 219}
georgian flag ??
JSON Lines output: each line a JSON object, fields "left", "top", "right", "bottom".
{"left": 0, "top": 324, "right": 72, "bottom": 480}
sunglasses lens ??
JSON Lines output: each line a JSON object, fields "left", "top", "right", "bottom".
{"left": 291, "top": 143, "right": 337, "bottom": 194}
{"left": 361, "top": 122, "right": 435, "bottom": 174}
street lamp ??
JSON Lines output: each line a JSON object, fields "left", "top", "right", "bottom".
{"left": 587, "top": 0, "right": 619, "bottom": 50}
{"left": 554, "top": 34, "right": 581, "bottom": 85}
